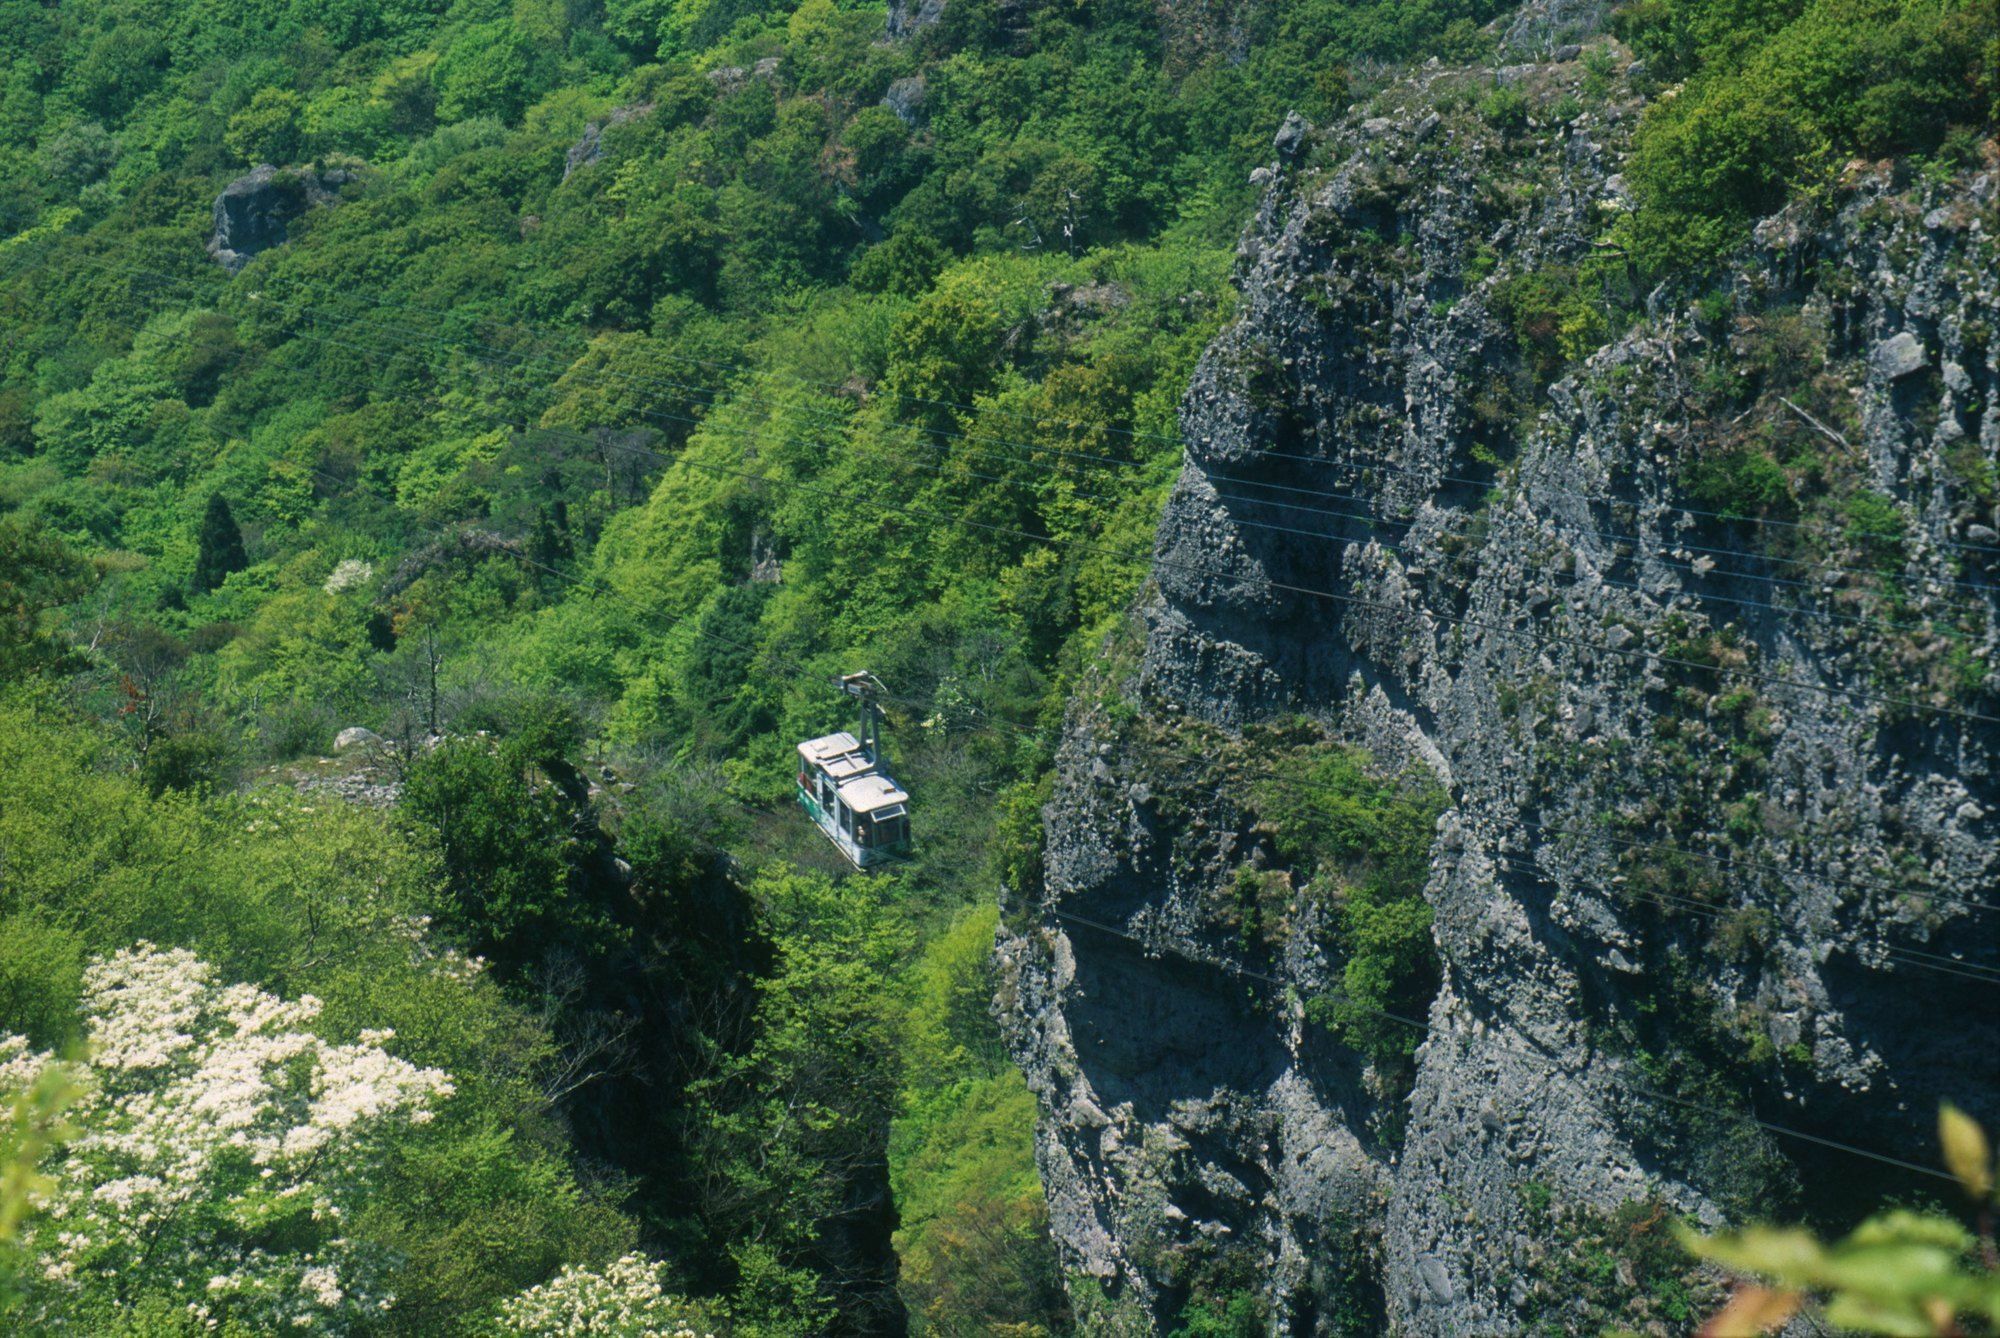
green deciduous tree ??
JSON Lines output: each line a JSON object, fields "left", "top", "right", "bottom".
{"left": 0, "top": 517, "right": 91, "bottom": 680}
{"left": 687, "top": 866, "right": 912, "bottom": 1333}
{"left": 224, "top": 86, "right": 304, "bottom": 165}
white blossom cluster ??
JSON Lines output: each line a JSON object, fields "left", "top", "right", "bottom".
{"left": 2, "top": 943, "right": 454, "bottom": 1331}
{"left": 322, "top": 558, "right": 373, "bottom": 593}
{"left": 390, "top": 912, "right": 490, "bottom": 983}
{"left": 496, "top": 1253, "right": 714, "bottom": 1337}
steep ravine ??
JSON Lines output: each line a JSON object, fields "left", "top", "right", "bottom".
{"left": 999, "top": 37, "right": 2000, "bottom": 1337}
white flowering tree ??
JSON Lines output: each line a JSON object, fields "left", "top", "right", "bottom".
{"left": 497, "top": 1253, "right": 716, "bottom": 1337}
{"left": 0, "top": 943, "right": 454, "bottom": 1331}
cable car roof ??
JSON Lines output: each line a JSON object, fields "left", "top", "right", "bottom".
{"left": 798, "top": 731, "right": 863, "bottom": 762}
{"left": 837, "top": 773, "right": 909, "bottom": 815}
{"left": 800, "top": 731, "right": 877, "bottom": 782}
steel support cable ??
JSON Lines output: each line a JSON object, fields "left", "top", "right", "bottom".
{"left": 168, "top": 296, "right": 2000, "bottom": 652}
{"left": 55, "top": 243, "right": 2000, "bottom": 575}
{"left": 1193, "top": 430, "right": 2000, "bottom": 560}
{"left": 227, "top": 267, "right": 2000, "bottom": 589}
{"left": 196, "top": 306, "right": 2000, "bottom": 723}
{"left": 46, "top": 242, "right": 2000, "bottom": 662}
{"left": 1482, "top": 853, "right": 2000, "bottom": 987}
{"left": 63, "top": 260, "right": 2000, "bottom": 911}
{"left": 1043, "top": 906, "right": 1960, "bottom": 1186}
{"left": 1135, "top": 462, "right": 2000, "bottom": 603}
{"left": 463, "top": 380, "right": 2000, "bottom": 727}
{"left": 259, "top": 278, "right": 2000, "bottom": 561}
{"left": 230, "top": 245, "right": 2000, "bottom": 599}
{"left": 253, "top": 277, "right": 1998, "bottom": 618}
{"left": 1140, "top": 737, "right": 2000, "bottom": 921}
{"left": 113, "top": 253, "right": 2000, "bottom": 625}
{"left": 68, "top": 241, "right": 1974, "bottom": 591}
{"left": 1501, "top": 812, "right": 2000, "bottom": 916}
{"left": 242, "top": 325, "right": 2000, "bottom": 920}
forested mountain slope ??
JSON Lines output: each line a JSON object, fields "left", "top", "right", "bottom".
{"left": 0, "top": 0, "right": 1506, "bottom": 1331}
{"left": 0, "top": 0, "right": 1995, "bottom": 1333}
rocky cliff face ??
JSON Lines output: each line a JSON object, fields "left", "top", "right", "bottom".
{"left": 208, "top": 165, "right": 355, "bottom": 274}
{"left": 1001, "top": 32, "right": 2000, "bottom": 1337}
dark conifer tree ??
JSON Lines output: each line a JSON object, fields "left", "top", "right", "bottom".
{"left": 191, "top": 493, "right": 247, "bottom": 593}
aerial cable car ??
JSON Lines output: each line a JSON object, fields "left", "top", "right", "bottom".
{"left": 795, "top": 671, "right": 911, "bottom": 868}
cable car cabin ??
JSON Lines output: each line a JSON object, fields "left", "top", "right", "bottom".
{"left": 795, "top": 731, "right": 911, "bottom": 868}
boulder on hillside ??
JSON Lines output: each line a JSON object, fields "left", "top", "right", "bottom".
{"left": 207, "top": 164, "right": 356, "bottom": 274}
{"left": 1872, "top": 330, "right": 1930, "bottom": 381}
{"left": 883, "top": 75, "right": 927, "bottom": 126}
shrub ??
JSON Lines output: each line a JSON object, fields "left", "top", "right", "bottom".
{"left": 1619, "top": 0, "right": 2000, "bottom": 274}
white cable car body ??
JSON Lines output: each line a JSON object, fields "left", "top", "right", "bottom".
{"left": 795, "top": 684, "right": 911, "bottom": 868}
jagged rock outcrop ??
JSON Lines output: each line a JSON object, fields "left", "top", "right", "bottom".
{"left": 882, "top": 75, "right": 927, "bottom": 127}
{"left": 886, "top": 0, "right": 948, "bottom": 39}
{"left": 1003, "top": 31, "right": 2000, "bottom": 1338}
{"left": 563, "top": 104, "right": 654, "bottom": 180}
{"left": 207, "top": 164, "right": 355, "bottom": 274}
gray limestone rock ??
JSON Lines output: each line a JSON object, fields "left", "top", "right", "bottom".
{"left": 886, "top": 0, "right": 947, "bottom": 38}
{"left": 1872, "top": 330, "right": 1929, "bottom": 381}
{"left": 1001, "top": 36, "right": 2000, "bottom": 1337}
{"left": 563, "top": 103, "right": 653, "bottom": 180}
{"left": 207, "top": 165, "right": 355, "bottom": 274}
{"left": 883, "top": 75, "right": 927, "bottom": 126}
{"left": 1273, "top": 111, "right": 1312, "bottom": 160}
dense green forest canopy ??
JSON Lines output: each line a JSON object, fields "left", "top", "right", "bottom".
{"left": 0, "top": 0, "right": 1993, "bottom": 1331}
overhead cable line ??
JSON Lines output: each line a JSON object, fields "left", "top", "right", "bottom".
{"left": 1045, "top": 907, "right": 1960, "bottom": 1186}
{"left": 432, "top": 365, "right": 2000, "bottom": 728}
{"left": 130, "top": 278, "right": 1996, "bottom": 650}
{"left": 61, "top": 249, "right": 1989, "bottom": 642}
{"left": 56, "top": 244, "right": 2000, "bottom": 572}
{"left": 48, "top": 250, "right": 2000, "bottom": 905}
{"left": 156, "top": 295, "right": 2000, "bottom": 730}
{"left": 62, "top": 256, "right": 1988, "bottom": 732}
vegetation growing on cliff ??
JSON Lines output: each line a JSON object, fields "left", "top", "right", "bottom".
{"left": 1616, "top": 0, "right": 1998, "bottom": 271}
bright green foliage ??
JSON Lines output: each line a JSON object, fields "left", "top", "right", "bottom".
{"left": 1254, "top": 736, "right": 1448, "bottom": 1072}
{"left": 685, "top": 865, "right": 912, "bottom": 1333}
{"left": 1617, "top": 0, "right": 1999, "bottom": 272}
{"left": 1685, "top": 1104, "right": 2000, "bottom": 1334}
{"left": 892, "top": 903, "right": 1064, "bottom": 1333}
{"left": 0, "top": 696, "right": 638, "bottom": 1328}
{"left": 0, "top": 518, "right": 94, "bottom": 680}
{"left": 0, "top": 1065, "right": 75, "bottom": 1318}
{"left": 1170, "top": 1289, "right": 1266, "bottom": 1337}
{"left": 992, "top": 771, "right": 1053, "bottom": 914}
{"left": 1491, "top": 265, "right": 1614, "bottom": 388}
{"left": 8, "top": 0, "right": 1930, "bottom": 1323}
{"left": 399, "top": 722, "right": 626, "bottom": 977}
